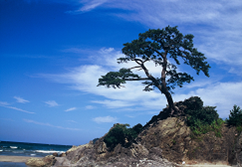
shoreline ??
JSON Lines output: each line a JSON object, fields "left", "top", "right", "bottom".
{"left": 0, "top": 155, "right": 42, "bottom": 163}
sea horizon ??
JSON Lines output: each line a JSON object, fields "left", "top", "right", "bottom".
{"left": 0, "top": 140, "right": 72, "bottom": 157}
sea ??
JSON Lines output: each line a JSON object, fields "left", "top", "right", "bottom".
{"left": 0, "top": 141, "right": 73, "bottom": 167}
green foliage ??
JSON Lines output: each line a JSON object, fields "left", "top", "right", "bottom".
{"left": 185, "top": 97, "right": 222, "bottom": 137}
{"left": 186, "top": 106, "right": 219, "bottom": 126}
{"left": 183, "top": 96, "right": 203, "bottom": 111}
{"left": 236, "top": 126, "right": 242, "bottom": 133}
{"left": 98, "top": 26, "right": 210, "bottom": 114}
{"left": 227, "top": 105, "right": 242, "bottom": 127}
{"left": 97, "top": 68, "right": 140, "bottom": 89}
{"left": 189, "top": 119, "right": 224, "bottom": 137}
{"left": 104, "top": 123, "right": 143, "bottom": 149}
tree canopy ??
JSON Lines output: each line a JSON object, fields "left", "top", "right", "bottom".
{"left": 98, "top": 26, "right": 210, "bottom": 115}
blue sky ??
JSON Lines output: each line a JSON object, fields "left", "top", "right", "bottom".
{"left": 0, "top": 0, "right": 242, "bottom": 145}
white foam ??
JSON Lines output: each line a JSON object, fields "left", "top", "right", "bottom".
{"left": 0, "top": 150, "right": 2, "bottom": 152}
{"left": 35, "top": 150, "right": 64, "bottom": 154}
{"left": 10, "top": 146, "right": 17, "bottom": 149}
{"left": 30, "top": 154, "right": 36, "bottom": 156}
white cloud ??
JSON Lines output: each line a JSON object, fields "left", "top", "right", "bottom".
{"left": 45, "top": 100, "right": 59, "bottom": 107}
{"left": 66, "top": 0, "right": 108, "bottom": 13}
{"left": 85, "top": 105, "right": 95, "bottom": 110}
{"left": 40, "top": 47, "right": 242, "bottom": 118}
{"left": 67, "top": 0, "right": 242, "bottom": 70}
{"left": 171, "top": 81, "right": 242, "bottom": 118}
{"left": 39, "top": 0, "right": 242, "bottom": 119}
{"left": 0, "top": 101, "right": 35, "bottom": 114}
{"left": 39, "top": 49, "right": 165, "bottom": 111}
{"left": 24, "top": 119, "right": 81, "bottom": 131}
{"left": 66, "top": 120, "right": 77, "bottom": 123}
{"left": 14, "top": 96, "right": 30, "bottom": 104}
{"left": 65, "top": 107, "right": 77, "bottom": 112}
{"left": 92, "top": 116, "right": 117, "bottom": 123}
{"left": 0, "top": 101, "right": 10, "bottom": 106}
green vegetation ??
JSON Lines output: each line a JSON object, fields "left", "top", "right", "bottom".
{"left": 103, "top": 98, "right": 241, "bottom": 149}
{"left": 227, "top": 105, "right": 242, "bottom": 127}
{"left": 104, "top": 123, "right": 143, "bottom": 149}
{"left": 98, "top": 26, "right": 210, "bottom": 115}
{"left": 226, "top": 105, "right": 242, "bottom": 133}
{"left": 184, "top": 97, "right": 223, "bottom": 137}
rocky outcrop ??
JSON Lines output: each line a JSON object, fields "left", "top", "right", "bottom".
{"left": 138, "top": 116, "right": 242, "bottom": 165}
{"left": 137, "top": 117, "right": 191, "bottom": 163}
{"left": 56, "top": 119, "right": 240, "bottom": 166}
{"left": 229, "top": 130, "right": 242, "bottom": 166}
{"left": 54, "top": 141, "right": 177, "bottom": 167}
{"left": 36, "top": 97, "right": 242, "bottom": 166}
{"left": 26, "top": 155, "right": 56, "bottom": 167}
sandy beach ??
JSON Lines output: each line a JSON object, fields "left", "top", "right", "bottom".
{"left": 0, "top": 155, "right": 41, "bottom": 162}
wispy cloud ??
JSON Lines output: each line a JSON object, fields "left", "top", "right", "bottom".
{"left": 0, "top": 101, "right": 10, "bottom": 106}
{"left": 65, "top": 107, "right": 77, "bottom": 112}
{"left": 66, "top": 0, "right": 108, "bottom": 13}
{"left": 65, "top": 0, "right": 242, "bottom": 70}
{"left": 92, "top": 116, "right": 117, "bottom": 124}
{"left": 66, "top": 120, "right": 77, "bottom": 123}
{"left": 39, "top": 47, "right": 242, "bottom": 118}
{"left": 85, "top": 105, "right": 95, "bottom": 110}
{"left": 24, "top": 119, "right": 81, "bottom": 131}
{"left": 92, "top": 100, "right": 135, "bottom": 108}
{"left": 45, "top": 100, "right": 59, "bottom": 107}
{"left": 0, "top": 101, "right": 35, "bottom": 114}
{"left": 14, "top": 96, "right": 30, "bottom": 104}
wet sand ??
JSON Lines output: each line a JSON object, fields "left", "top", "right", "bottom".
{"left": 0, "top": 155, "right": 41, "bottom": 162}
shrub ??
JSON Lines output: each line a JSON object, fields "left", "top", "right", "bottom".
{"left": 183, "top": 96, "right": 203, "bottom": 111}
{"left": 104, "top": 123, "right": 143, "bottom": 149}
{"left": 184, "top": 96, "right": 222, "bottom": 137}
{"left": 186, "top": 106, "right": 219, "bottom": 127}
{"left": 227, "top": 105, "right": 242, "bottom": 127}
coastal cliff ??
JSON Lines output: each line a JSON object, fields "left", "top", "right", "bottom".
{"left": 27, "top": 97, "right": 242, "bottom": 167}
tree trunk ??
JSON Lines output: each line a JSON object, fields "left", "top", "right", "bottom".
{"left": 161, "top": 51, "right": 178, "bottom": 115}
{"left": 162, "top": 87, "right": 178, "bottom": 115}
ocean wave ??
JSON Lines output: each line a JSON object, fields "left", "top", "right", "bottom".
{"left": 10, "top": 146, "right": 17, "bottom": 149}
{"left": 31, "top": 154, "right": 36, "bottom": 156}
{"left": 35, "top": 150, "right": 65, "bottom": 154}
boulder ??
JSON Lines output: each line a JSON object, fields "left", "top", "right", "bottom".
{"left": 52, "top": 152, "right": 58, "bottom": 157}
{"left": 59, "top": 152, "right": 66, "bottom": 157}
{"left": 26, "top": 155, "right": 56, "bottom": 167}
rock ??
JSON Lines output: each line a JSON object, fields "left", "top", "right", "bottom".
{"left": 43, "top": 155, "right": 56, "bottom": 166}
{"left": 231, "top": 131, "right": 242, "bottom": 166}
{"left": 52, "top": 152, "right": 58, "bottom": 157}
{"left": 26, "top": 155, "right": 56, "bottom": 167}
{"left": 59, "top": 152, "right": 66, "bottom": 157}
{"left": 51, "top": 97, "right": 242, "bottom": 166}
{"left": 26, "top": 158, "right": 46, "bottom": 167}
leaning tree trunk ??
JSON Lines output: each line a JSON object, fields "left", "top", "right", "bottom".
{"left": 160, "top": 51, "right": 179, "bottom": 116}
{"left": 162, "top": 86, "right": 178, "bottom": 116}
